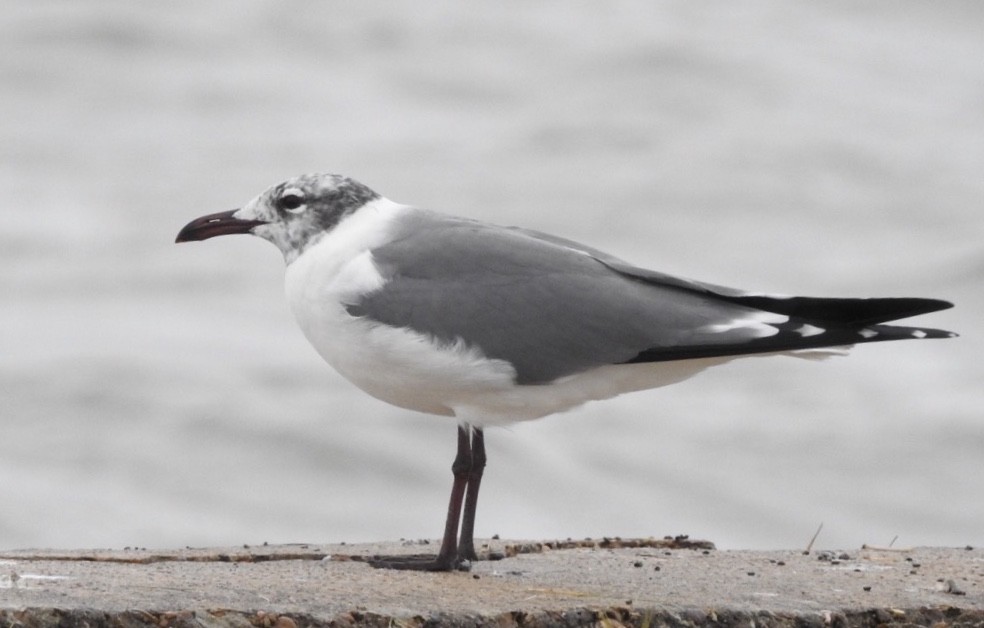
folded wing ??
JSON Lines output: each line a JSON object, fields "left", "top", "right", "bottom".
{"left": 347, "top": 211, "right": 955, "bottom": 384}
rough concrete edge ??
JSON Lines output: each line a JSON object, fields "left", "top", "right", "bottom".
{"left": 3, "top": 605, "right": 983, "bottom": 628}
{"left": 0, "top": 536, "right": 716, "bottom": 566}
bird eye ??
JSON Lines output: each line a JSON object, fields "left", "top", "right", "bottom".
{"left": 279, "top": 193, "right": 305, "bottom": 212}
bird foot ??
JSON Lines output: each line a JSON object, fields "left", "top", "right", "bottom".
{"left": 366, "top": 553, "right": 472, "bottom": 572}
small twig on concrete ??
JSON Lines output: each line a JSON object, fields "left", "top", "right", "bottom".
{"left": 803, "top": 522, "right": 823, "bottom": 555}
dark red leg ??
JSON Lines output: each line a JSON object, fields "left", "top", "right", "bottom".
{"left": 368, "top": 425, "right": 474, "bottom": 571}
{"left": 458, "top": 427, "right": 485, "bottom": 561}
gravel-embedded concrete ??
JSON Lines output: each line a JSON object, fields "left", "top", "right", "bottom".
{"left": 1, "top": 540, "right": 982, "bottom": 626}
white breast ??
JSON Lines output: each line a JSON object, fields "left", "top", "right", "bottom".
{"left": 283, "top": 199, "right": 519, "bottom": 418}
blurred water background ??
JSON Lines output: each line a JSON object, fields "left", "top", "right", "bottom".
{"left": 1, "top": 1, "right": 981, "bottom": 552}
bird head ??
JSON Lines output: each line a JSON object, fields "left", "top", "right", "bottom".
{"left": 175, "top": 173, "right": 380, "bottom": 262}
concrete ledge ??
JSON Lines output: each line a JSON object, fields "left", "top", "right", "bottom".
{"left": 1, "top": 541, "right": 981, "bottom": 626}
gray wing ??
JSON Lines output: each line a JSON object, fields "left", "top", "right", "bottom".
{"left": 346, "top": 210, "right": 955, "bottom": 384}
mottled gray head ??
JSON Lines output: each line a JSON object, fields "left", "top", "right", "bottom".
{"left": 176, "top": 173, "right": 380, "bottom": 263}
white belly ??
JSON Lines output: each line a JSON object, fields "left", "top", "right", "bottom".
{"left": 287, "top": 279, "right": 730, "bottom": 425}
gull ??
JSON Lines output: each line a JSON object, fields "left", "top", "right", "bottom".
{"left": 176, "top": 173, "right": 956, "bottom": 571}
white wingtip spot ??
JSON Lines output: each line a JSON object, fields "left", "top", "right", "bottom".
{"left": 911, "top": 329, "right": 927, "bottom": 339}
{"left": 703, "top": 312, "right": 789, "bottom": 338}
{"left": 859, "top": 328, "right": 879, "bottom": 339}
{"left": 794, "top": 324, "right": 825, "bottom": 338}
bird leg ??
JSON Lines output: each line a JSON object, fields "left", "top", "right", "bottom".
{"left": 368, "top": 424, "right": 480, "bottom": 571}
{"left": 458, "top": 427, "right": 485, "bottom": 561}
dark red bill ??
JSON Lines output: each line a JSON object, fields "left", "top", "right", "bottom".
{"left": 175, "top": 210, "right": 267, "bottom": 243}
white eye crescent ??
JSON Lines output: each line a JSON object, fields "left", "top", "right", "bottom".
{"left": 279, "top": 188, "right": 307, "bottom": 213}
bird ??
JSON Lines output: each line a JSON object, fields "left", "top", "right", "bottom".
{"left": 176, "top": 172, "right": 956, "bottom": 571}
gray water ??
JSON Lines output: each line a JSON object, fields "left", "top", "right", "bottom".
{"left": 2, "top": 1, "right": 981, "bottom": 552}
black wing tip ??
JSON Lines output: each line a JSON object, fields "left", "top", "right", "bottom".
{"left": 623, "top": 319, "right": 957, "bottom": 366}
{"left": 726, "top": 295, "right": 955, "bottom": 326}
{"left": 871, "top": 297, "right": 955, "bottom": 325}
{"left": 909, "top": 297, "right": 954, "bottom": 314}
